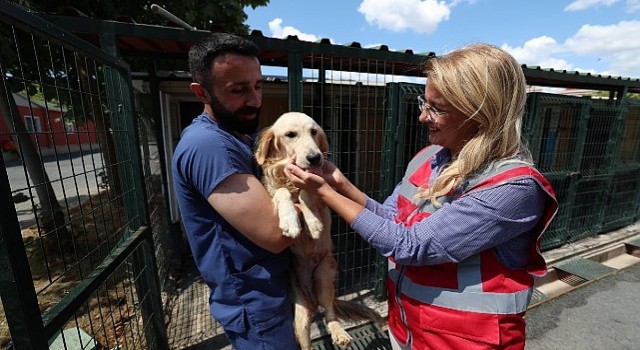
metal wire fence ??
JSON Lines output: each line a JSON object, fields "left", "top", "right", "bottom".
{"left": 294, "top": 55, "right": 427, "bottom": 298}
{"left": 0, "top": 3, "right": 167, "bottom": 348}
{"left": 525, "top": 92, "right": 640, "bottom": 247}
{"left": 616, "top": 100, "right": 640, "bottom": 166}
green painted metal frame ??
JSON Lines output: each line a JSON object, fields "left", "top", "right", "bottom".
{"left": 526, "top": 92, "right": 591, "bottom": 174}
{"left": 288, "top": 51, "right": 303, "bottom": 111}
{"left": 104, "top": 66, "right": 170, "bottom": 349}
{"left": 103, "top": 55, "right": 170, "bottom": 350}
{"left": 39, "top": 13, "right": 640, "bottom": 96}
{"left": 601, "top": 163, "right": 640, "bottom": 232}
{"left": 0, "top": 141, "right": 46, "bottom": 350}
{"left": 41, "top": 227, "right": 148, "bottom": 336}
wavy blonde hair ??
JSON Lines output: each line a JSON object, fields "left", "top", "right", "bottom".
{"left": 418, "top": 43, "right": 532, "bottom": 207}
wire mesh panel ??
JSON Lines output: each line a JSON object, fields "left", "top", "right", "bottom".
{"left": 539, "top": 173, "right": 576, "bottom": 251}
{"left": 294, "top": 52, "right": 425, "bottom": 298}
{"left": 0, "top": 3, "right": 166, "bottom": 349}
{"left": 45, "top": 232, "right": 157, "bottom": 349}
{"left": 615, "top": 99, "right": 640, "bottom": 167}
{"left": 134, "top": 93, "right": 181, "bottom": 291}
{"left": 580, "top": 99, "right": 623, "bottom": 175}
{"left": 601, "top": 165, "right": 640, "bottom": 231}
{"left": 525, "top": 93, "right": 589, "bottom": 174}
{"left": 282, "top": 61, "right": 428, "bottom": 348}
{"left": 566, "top": 174, "right": 610, "bottom": 242}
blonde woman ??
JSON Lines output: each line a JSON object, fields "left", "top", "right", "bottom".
{"left": 285, "top": 43, "right": 558, "bottom": 350}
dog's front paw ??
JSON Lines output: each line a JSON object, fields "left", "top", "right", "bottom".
{"left": 280, "top": 211, "right": 302, "bottom": 238}
{"left": 306, "top": 216, "right": 324, "bottom": 239}
{"left": 331, "top": 329, "right": 352, "bottom": 350}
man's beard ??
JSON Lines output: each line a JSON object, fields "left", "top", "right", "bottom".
{"left": 210, "top": 92, "right": 260, "bottom": 135}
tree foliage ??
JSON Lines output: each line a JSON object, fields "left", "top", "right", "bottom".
{"left": 12, "top": 0, "right": 269, "bottom": 34}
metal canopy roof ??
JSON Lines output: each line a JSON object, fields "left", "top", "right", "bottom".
{"left": 40, "top": 12, "right": 640, "bottom": 94}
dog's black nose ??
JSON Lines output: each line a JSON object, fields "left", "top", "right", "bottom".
{"left": 307, "top": 153, "right": 322, "bottom": 166}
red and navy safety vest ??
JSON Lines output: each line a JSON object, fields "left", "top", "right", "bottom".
{"left": 387, "top": 145, "right": 558, "bottom": 349}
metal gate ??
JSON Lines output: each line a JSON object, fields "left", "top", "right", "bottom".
{"left": 0, "top": 2, "right": 168, "bottom": 349}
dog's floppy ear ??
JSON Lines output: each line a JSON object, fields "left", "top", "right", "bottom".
{"left": 255, "top": 127, "right": 274, "bottom": 165}
{"left": 318, "top": 127, "right": 329, "bottom": 155}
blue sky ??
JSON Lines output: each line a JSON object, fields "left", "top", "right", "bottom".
{"left": 245, "top": 0, "right": 640, "bottom": 79}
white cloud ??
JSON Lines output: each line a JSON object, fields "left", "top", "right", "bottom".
{"left": 502, "top": 38, "right": 576, "bottom": 73}
{"left": 564, "top": 21, "right": 640, "bottom": 54}
{"left": 564, "top": 21, "right": 640, "bottom": 76}
{"left": 267, "top": 18, "right": 324, "bottom": 43}
{"left": 357, "top": 0, "right": 450, "bottom": 34}
{"left": 449, "top": 0, "right": 479, "bottom": 6}
{"left": 564, "top": 0, "right": 640, "bottom": 11}
{"left": 564, "top": 0, "right": 620, "bottom": 11}
{"left": 502, "top": 36, "right": 561, "bottom": 64}
{"left": 503, "top": 20, "right": 640, "bottom": 77}
{"left": 628, "top": 0, "right": 640, "bottom": 11}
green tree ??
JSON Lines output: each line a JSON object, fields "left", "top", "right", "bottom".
{"left": 12, "top": 0, "right": 269, "bottom": 34}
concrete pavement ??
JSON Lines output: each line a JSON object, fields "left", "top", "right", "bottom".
{"left": 526, "top": 258, "right": 640, "bottom": 350}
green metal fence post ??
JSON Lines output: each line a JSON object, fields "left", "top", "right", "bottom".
{"left": 383, "top": 83, "right": 400, "bottom": 188}
{"left": 104, "top": 65, "right": 170, "bottom": 350}
{"left": 0, "top": 153, "right": 47, "bottom": 349}
{"left": 125, "top": 69, "right": 170, "bottom": 350}
{"left": 288, "top": 51, "right": 303, "bottom": 112}
{"left": 524, "top": 92, "right": 540, "bottom": 157}
{"left": 373, "top": 83, "right": 401, "bottom": 300}
{"left": 573, "top": 98, "right": 592, "bottom": 172}
{"left": 100, "top": 28, "right": 169, "bottom": 348}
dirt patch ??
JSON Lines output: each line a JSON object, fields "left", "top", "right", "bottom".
{"left": 0, "top": 190, "right": 145, "bottom": 349}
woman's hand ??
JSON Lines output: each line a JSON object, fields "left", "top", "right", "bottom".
{"left": 320, "top": 161, "right": 346, "bottom": 190}
{"left": 286, "top": 156, "right": 367, "bottom": 223}
{"left": 284, "top": 158, "right": 328, "bottom": 193}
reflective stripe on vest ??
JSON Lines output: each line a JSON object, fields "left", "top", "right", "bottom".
{"left": 388, "top": 257, "right": 533, "bottom": 314}
{"left": 395, "top": 146, "right": 442, "bottom": 224}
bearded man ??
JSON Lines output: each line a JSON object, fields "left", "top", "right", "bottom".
{"left": 172, "top": 33, "right": 299, "bottom": 350}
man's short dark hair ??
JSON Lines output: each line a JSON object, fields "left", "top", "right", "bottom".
{"left": 188, "top": 33, "right": 259, "bottom": 88}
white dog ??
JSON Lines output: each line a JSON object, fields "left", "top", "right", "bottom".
{"left": 255, "top": 112, "right": 382, "bottom": 350}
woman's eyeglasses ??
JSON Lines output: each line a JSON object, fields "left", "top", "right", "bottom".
{"left": 417, "top": 94, "right": 447, "bottom": 122}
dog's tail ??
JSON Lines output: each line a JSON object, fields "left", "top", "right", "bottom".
{"left": 333, "top": 299, "right": 385, "bottom": 325}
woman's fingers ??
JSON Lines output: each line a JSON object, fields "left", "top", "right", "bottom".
{"left": 285, "top": 163, "right": 298, "bottom": 177}
{"left": 285, "top": 163, "right": 321, "bottom": 189}
{"left": 284, "top": 164, "right": 296, "bottom": 181}
{"left": 285, "top": 164, "right": 306, "bottom": 185}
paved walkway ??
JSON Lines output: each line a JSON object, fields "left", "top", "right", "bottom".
{"left": 526, "top": 260, "right": 640, "bottom": 349}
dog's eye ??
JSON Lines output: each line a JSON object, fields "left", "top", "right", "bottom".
{"left": 285, "top": 131, "right": 297, "bottom": 138}
{"left": 310, "top": 128, "right": 317, "bottom": 136}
